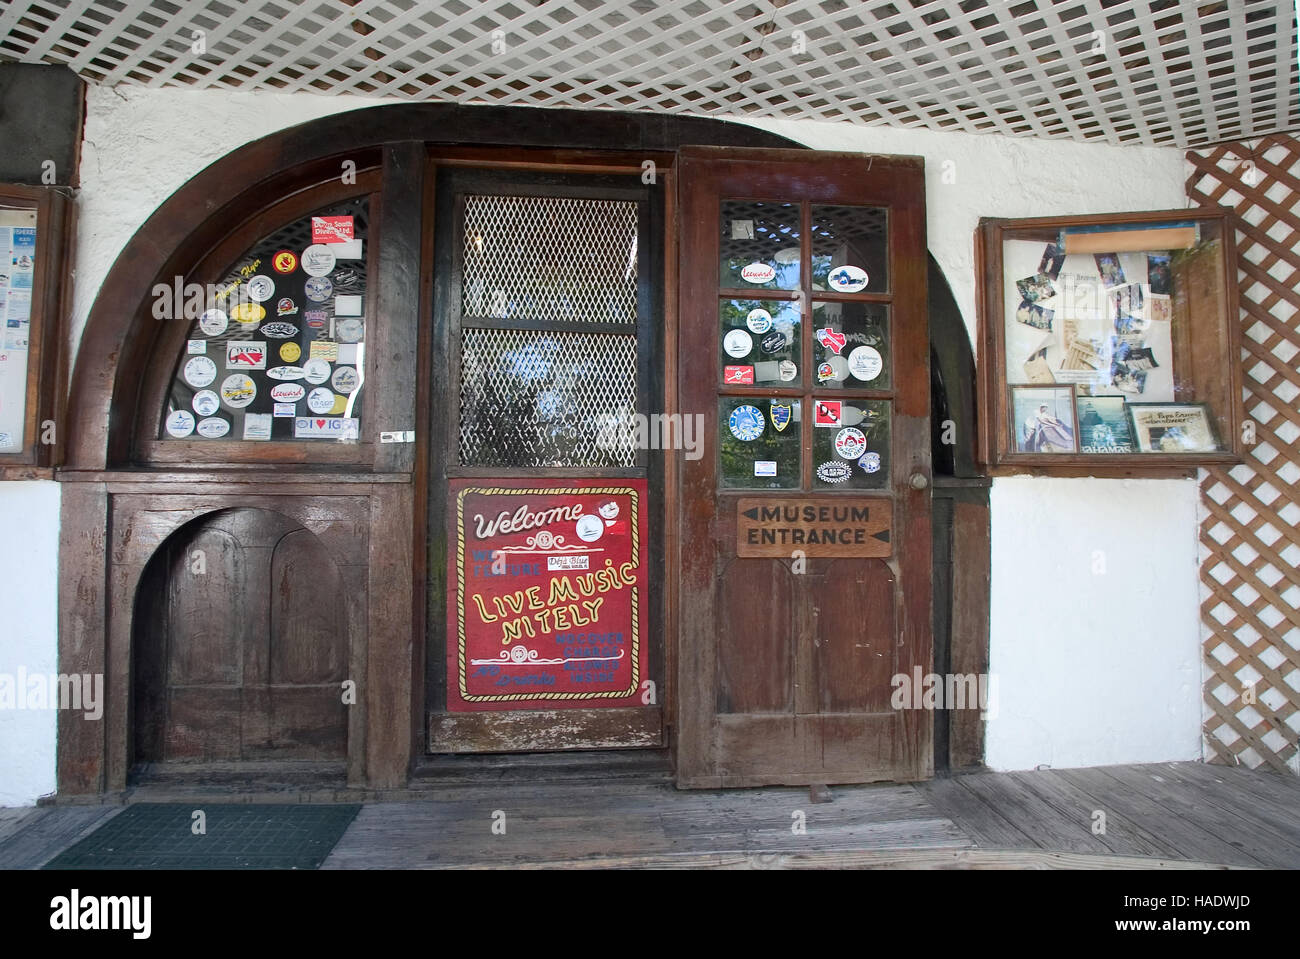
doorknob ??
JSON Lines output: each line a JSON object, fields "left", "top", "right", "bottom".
{"left": 909, "top": 473, "right": 929, "bottom": 490}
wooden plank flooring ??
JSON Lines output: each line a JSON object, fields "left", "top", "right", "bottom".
{"left": 0, "top": 761, "right": 1295, "bottom": 869}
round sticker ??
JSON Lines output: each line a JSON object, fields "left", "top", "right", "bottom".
{"left": 575, "top": 514, "right": 604, "bottom": 543}
{"left": 307, "top": 387, "right": 336, "bottom": 414}
{"left": 329, "top": 395, "right": 349, "bottom": 415}
{"left": 191, "top": 389, "right": 220, "bottom": 416}
{"left": 304, "top": 276, "right": 333, "bottom": 302}
{"left": 272, "top": 250, "right": 298, "bottom": 274}
{"left": 746, "top": 308, "right": 772, "bottom": 334}
{"left": 301, "top": 244, "right": 337, "bottom": 277}
{"left": 848, "top": 345, "right": 883, "bottom": 382}
{"left": 269, "top": 382, "right": 306, "bottom": 403}
{"left": 165, "top": 410, "right": 195, "bottom": 438}
{"left": 816, "top": 461, "right": 852, "bottom": 484}
{"left": 280, "top": 342, "right": 302, "bottom": 363}
{"left": 220, "top": 373, "right": 256, "bottom": 409}
{"left": 183, "top": 355, "right": 217, "bottom": 388}
{"left": 834, "top": 427, "right": 867, "bottom": 460}
{"left": 196, "top": 417, "right": 231, "bottom": 438}
{"left": 331, "top": 366, "right": 359, "bottom": 394}
{"left": 229, "top": 302, "right": 265, "bottom": 324}
{"left": 740, "top": 262, "right": 777, "bottom": 284}
{"left": 198, "top": 309, "right": 228, "bottom": 336}
{"left": 760, "top": 330, "right": 787, "bottom": 354}
{"left": 723, "top": 329, "right": 753, "bottom": 358}
{"left": 246, "top": 276, "right": 275, "bottom": 302}
{"left": 778, "top": 360, "right": 798, "bottom": 381}
{"left": 337, "top": 318, "right": 364, "bottom": 343}
{"left": 858, "top": 451, "right": 882, "bottom": 474}
{"left": 303, "top": 359, "right": 331, "bottom": 385}
{"left": 728, "top": 404, "right": 765, "bottom": 442}
{"left": 828, "top": 265, "right": 869, "bottom": 293}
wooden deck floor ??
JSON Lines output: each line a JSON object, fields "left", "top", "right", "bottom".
{"left": 2, "top": 761, "right": 1297, "bottom": 869}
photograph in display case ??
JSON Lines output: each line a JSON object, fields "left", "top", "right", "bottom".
{"left": 1011, "top": 385, "right": 1076, "bottom": 453}
{"left": 1126, "top": 403, "right": 1219, "bottom": 453}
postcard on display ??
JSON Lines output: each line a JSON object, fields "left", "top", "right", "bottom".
{"left": 1076, "top": 395, "right": 1135, "bottom": 452}
{"left": 1126, "top": 403, "right": 1218, "bottom": 453}
{"left": 1011, "top": 385, "right": 1077, "bottom": 453}
{"left": 1147, "top": 254, "right": 1172, "bottom": 295}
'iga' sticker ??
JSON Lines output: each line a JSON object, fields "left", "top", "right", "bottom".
{"left": 724, "top": 365, "right": 754, "bottom": 384}
{"left": 754, "top": 460, "right": 777, "bottom": 477}
{"left": 848, "top": 345, "right": 883, "bottom": 381}
{"left": 183, "top": 355, "right": 218, "bottom": 388}
{"left": 816, "top": 460, "right": 852, "bottom": 484}
{"left": 728, "top": 404, "right": 764, "bottom": 441}
{"left": 196, "top": 417, "right": 230, "bottom": 438}
{"left": 191, "top": 389, "right": 220, "bottom": 416}
{"left": 165, "top": 410, "right": 195, "bottom": 438}
{"left": 269, "top": 382, "right": 306, "bottom": 403}
{"left": 828, "top": 265, "right": 869, "bottom": 293}
{"left": 220, "top": 373, "right": 257, "bottom": 408}
{"left": 858, "top": 451, "right": 881, "bottom": 474}
{"left": 226, "top": 342, "right": 267, "bottom": 370}
{"left": 331, "top": 366, "right": 359, "bottom": 394}
{"left": 304, "top": 277, "right": 333, "bottom": 302}
{"left": 303, "top": 359, "right": 332, "bottom": 384}
{"left": 272, "top": 250, "right": 298, "bottom": 274}
{"left": 279, "top": 342, "right": 302, "bottom": 363}
{"left": 834, "top": 427, "right": 867, "bottom": 459}
{"left": 739, "top": 262, "right": 777, "bottom": 284}
{"left": 294, "top": 416, "right": 359, "bottom": 439}
{"left": 300, "top": 244, "right": 337, "bottom": 277}
{"left": 267, "top": 365, "right": 306, "bottom": 381}
{"left": 723, "top": 329, "right": 753, "bottom": 358}
{"left": 198, "top": 309, "right": 228, "bottom": 336}
{"left": 307, "top": 387, "right": 336, "bottom": 414}
{"left": 745, "top": 308, "right": 772, "bottom": 334}
{"left": 246, "top": 276, "right": 275, "bottom": 302}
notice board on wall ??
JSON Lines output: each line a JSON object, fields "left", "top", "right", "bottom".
{"left": 447, "top": 479, "right": 649, "bottom": 711}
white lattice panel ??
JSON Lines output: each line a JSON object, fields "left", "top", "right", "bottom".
{"left": 1, "top": 0, "right": 1296, "bottom": 149}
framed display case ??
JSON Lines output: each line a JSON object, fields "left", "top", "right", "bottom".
{"left": 0, "top": 183, "right": 72, "bottom": 475}
{"left": 975, "top": 208, "right": 1244, "bottom": 476}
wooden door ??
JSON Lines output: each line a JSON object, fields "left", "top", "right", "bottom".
{"left": 676, "top": 147, "right": 932, "bottom": 788}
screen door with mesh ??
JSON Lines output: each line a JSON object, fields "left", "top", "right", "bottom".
{"left": 428, "top": 167, "right": 663, "bottom": 753}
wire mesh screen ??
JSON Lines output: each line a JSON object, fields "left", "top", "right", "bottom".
{"left": 462, "top": 194, "right": 638, "bottom": 323}
{"left": 459, "top": 328, "right": 637, "bottom": 467}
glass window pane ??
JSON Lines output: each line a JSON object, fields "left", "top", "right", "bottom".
{"left": 0, "top": 207, "right": 38, "bottom": 452}
{"left": 161, "top": 195, "right": 369, "bottom": 442}
{"left": 810, "top": 300, "right": 889, "bottom": 389}
{"left": 811, "top": 205, "right": 888, "bottom": 294}
{"left": 719, "top": 298, "right": 801, "bottom": 386}
{"left": 462, "top": 194, "right": 638, "bottom": 324}
{"left": 459, "top": 328, "right": 637, "bottom": 468}
{"left": 720, "top": 200, "right": 800, "bottom": 291}
{"left": 811, "top": 398, "right": 889, "bottom": 490}
{"left": 719, "top": 396, "right": 801, "bottom": 489}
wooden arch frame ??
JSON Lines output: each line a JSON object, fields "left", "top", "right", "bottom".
{"left": 58, "top": 103, "right": 987, "bottom": 794}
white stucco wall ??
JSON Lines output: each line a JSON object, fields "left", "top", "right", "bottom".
{"left": 2, "top": 88, "right": 1204, "bottom": 802}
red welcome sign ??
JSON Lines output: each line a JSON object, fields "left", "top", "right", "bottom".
{"left": 447, "top": 479, "right": 649, "bottom": 711}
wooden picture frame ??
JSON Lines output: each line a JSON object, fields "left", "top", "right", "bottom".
{"left": 1126, "top": 402, "right": 1219, "bottom": 453}
{"left": 975, "top": 208, "right": 1244, "bottom": 477}
{"left": 0, "top": 183, "right": 72, "bottom": 475}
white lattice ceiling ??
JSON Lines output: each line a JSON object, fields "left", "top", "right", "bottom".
{"left": 1, "top": 0, "right": 1297, "bottom": 149}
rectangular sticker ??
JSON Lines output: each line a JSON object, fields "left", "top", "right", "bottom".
{"left": 333, "top": 239, "right": 363, "bottom": 260}
{"left": 311, "top": 215, "right": 354, "bottom": 244}
{"left": 242, "top": 412, "right": 273, "bottom": 441}
{"left": 226, "top": 341, "right": 267, "bottom": 370}
{"left": 334, "top": 295, "right": 363, "bottom": 316}
{"left": 294, "top": 416, "right": 359, "bottom": 439}
{"left": 187, "top": 340, "right": 207, "bottom": 354}
{"left": 754, "top": 460, "right": 777, "bottom": 477}
{"left": 724, "top": 365, "right": 754, "bottom": 384}
{"left": 309, "top": 340, "right": 339, "bottom": 361}
{"left": 273, "top": 403, "right": 297, "bottom": 418}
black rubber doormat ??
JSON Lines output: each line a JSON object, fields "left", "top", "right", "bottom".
{"left": 43, "top": 803, "right": 362, "bottom": 870}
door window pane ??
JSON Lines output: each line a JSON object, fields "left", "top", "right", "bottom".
{"left": 811, "top": 398, "right": 890, "bottom": 490}
{"left": 811, "top": 204, "right": 888, "bottom": 294}
{"left": 719, "top": 396, "right": 801, "bottom": 489}
{"left": 719, "top": 298, "right": 801, "bottom": 386}
{"left": 810, "top": 300, "right": 890, "bottom": 389}
{"left": 719, "top": 200, "right": 800, "bottom": 291}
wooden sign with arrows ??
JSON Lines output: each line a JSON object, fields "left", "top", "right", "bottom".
{"left": 736, "top": 498, "right": 893, "bottom": 558}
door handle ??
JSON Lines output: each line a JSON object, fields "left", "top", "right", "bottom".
{"left": 909, "top": 473, "right": 929, "bottom": 490}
